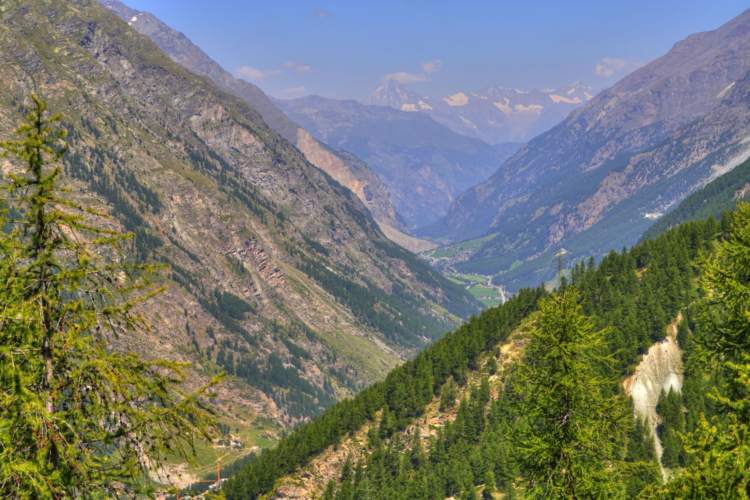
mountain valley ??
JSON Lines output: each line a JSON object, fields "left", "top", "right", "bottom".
{"left": 276, "top": 95, "right": 521, "bottom": 228}
{"left": 420, "top": 9, "right": 750, "bottom": 292}
{"left": 0, "top": 0, "right": 483, "bottom": 469}
{"left": 4, "top": 1, "right": 750, "bottom": 498}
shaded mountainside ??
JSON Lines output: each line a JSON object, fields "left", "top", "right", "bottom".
{"left": 100, "top": 0, "right": 411, "bottom": 240}
{"left": 364, "top": 79, "right": 595, "bottom": 144}
{"left": 276, "top": 95, "right": 521, "bottom": 228}
{"left": 223, "top": 213, "right": 723, "bottom": 499}
{"left": 0, "top": 0, "right": 481, "bottom": 439}
{"left": 641, "top": 156, "right": 750, "bottom": 241}
{"left": 421, "top": 8, "right": 750, "bottom": 289}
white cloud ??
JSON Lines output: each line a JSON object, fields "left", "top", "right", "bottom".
{"left": 236, "top": 61, "right": 313, "bottom": 82}
{"left": 380, "top": 59, "right": 442, "bottom": 85}
{"left": 594, "top": 57, "right": 644, "bottom": 79}
{"left": 315, "top": 9, "right": 331, "bottom": 18}
{"left": 236, "top": 66, "right": 282, "bottom": 81}
{"left": 421, "top": 59, "right": 442, "bottom": 74}
{"left": 282, "top": 61, "right": 314, "bottom": 74}
{"left": 380, "top": 72, "right": 429, "bottom": 84}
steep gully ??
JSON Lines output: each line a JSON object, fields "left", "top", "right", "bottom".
{"left": 623, "top": 314, "right": 684, "bottom": 476}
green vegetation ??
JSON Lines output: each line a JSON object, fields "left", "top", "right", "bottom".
{"left": 421, "top": 233, "right": 497, "bottom": 261}
{"left": 423, "top": 270, "right": 504, "bottom": 309}
{"left": 0, "top": 97, "right": 217, "bottom": 498}
{"left": 512, "top": 289, "right": 631, "bottom": 499}
{"left": 299, "top": 253, "right": 460, "bottom": 347}
{"left": 223, "top": 286, "right": 545, "bottom": 499}
{"left": 638, "top": 202, "right": 750, "bottom": 497}
{"left": 466, "top": 284, "right": 504, "bottom": 308}
{"left": 223, "top": 197, "right": 745, "bottom": 499}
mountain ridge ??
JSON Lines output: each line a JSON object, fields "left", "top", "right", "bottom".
{"left": 276, "top": 94, "right": 521, "bottom": 228}
{"left": 100, "top": 0, "right": 417, "bottom": 245}
{"left": 364, "top": 79, "right": 595, "bottom": 144}
{"left": 419, "top": 7, "right": 750, "bottom": 289}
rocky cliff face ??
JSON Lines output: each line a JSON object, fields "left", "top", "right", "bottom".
{"left": 624, "top": 330, "right": 683, "bottom": 464}
{"left": 0, "top": 0, "right": 480, "bottom": 434}
{"left": 422, "top": 8, "right": 750, "bottom": 283}
{"left": 277, "top": 95, "right": 521, "bottom": 228}
{"left": 100, "top": 0, "right": 409, "bottom": 237}
{"left": 364, "top": 80, "right": 595, "bottom": 144}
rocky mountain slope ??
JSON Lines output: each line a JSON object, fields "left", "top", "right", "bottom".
{"left": 100, "top": 0, "right": 412, "bottom": 244}
{"left": 640, "top": 156, "right": 750, "bottom": 241}
{"left": 276, "top": 95, "right": 521, "bottom": 228}
{"left": 0, "top": 0, "right": 481, "bottom": 439}
{"left": 364, "top": 79, "right": 595, "bottom": 144}
{"left": 420, "top": 8, "right": 750, "bottom": 288}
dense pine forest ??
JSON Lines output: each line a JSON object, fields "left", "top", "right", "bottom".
{"left": 223, "top": 206, "right": 749, "bottom": 499}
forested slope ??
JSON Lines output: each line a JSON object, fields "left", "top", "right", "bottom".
{"left": 224, "top": 212, "right": 728, "bottom": 499}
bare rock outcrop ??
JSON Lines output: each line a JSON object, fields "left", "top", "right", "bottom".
{"left": 624, "top": 321, "right": 683, "bottom": 462}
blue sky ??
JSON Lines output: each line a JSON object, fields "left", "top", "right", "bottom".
{"left": 120, "top": 0, "right": 749, "bottom": 100}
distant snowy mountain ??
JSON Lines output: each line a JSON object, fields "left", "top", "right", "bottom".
{"left": 365, "top": 80, "right": 424, "bottom": 109}
{"left": 364, "top": 80, "right": 596, "bottom": 144}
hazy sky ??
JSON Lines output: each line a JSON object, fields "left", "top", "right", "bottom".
{"left": 119, "top": 0, "right": 749, "bottom": 100}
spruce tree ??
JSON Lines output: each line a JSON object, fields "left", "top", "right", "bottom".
{"left": 0, "top": 96, "right": 219, "bottom": 498}
{"left": 512, "top": 288, "right": 628, "bottom": 499}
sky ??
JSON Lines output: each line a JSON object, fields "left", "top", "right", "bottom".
{"left": 119, "top": 0, "right": 749, "bottom": 100}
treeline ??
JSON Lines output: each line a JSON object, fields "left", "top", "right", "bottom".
{"left": 314, "top": 215, "right": 729, "bottom": 499}
{"left": 222, "top": 287, "right": 545, "bottom": 499}
{"left": 317, "top": 372, "right": 658, "bottom": 499}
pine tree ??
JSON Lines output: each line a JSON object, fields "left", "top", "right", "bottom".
{"left": 0, "top": 95, "right": 219, "bottom": 498}
{"left": 322, "top": 479, "right": 337, "bottom": 500}
{"left": 482, "top": 470, "right": 496, "bottom": 499}
{"left": 511, "top": 288, "right": 628, "bottom": 499}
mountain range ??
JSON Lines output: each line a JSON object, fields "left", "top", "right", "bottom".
{"left": 276, "top": 96, "right": 521, "bottom": 228}
{"left": 420, "top": 8, "right": 750, "bottom": 290}
{"left": 0, "top": 0, "right": 482, "bottom": 446}
{"left": 10, "top": 0, "right": 750, "bottom": 496}
{"left": 364, "top": 79, "right": 596, "bottom": 144}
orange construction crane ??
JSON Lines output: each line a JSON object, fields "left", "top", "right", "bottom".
{"left": 172, "top": 452, "right": 231, "bottom": 500}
